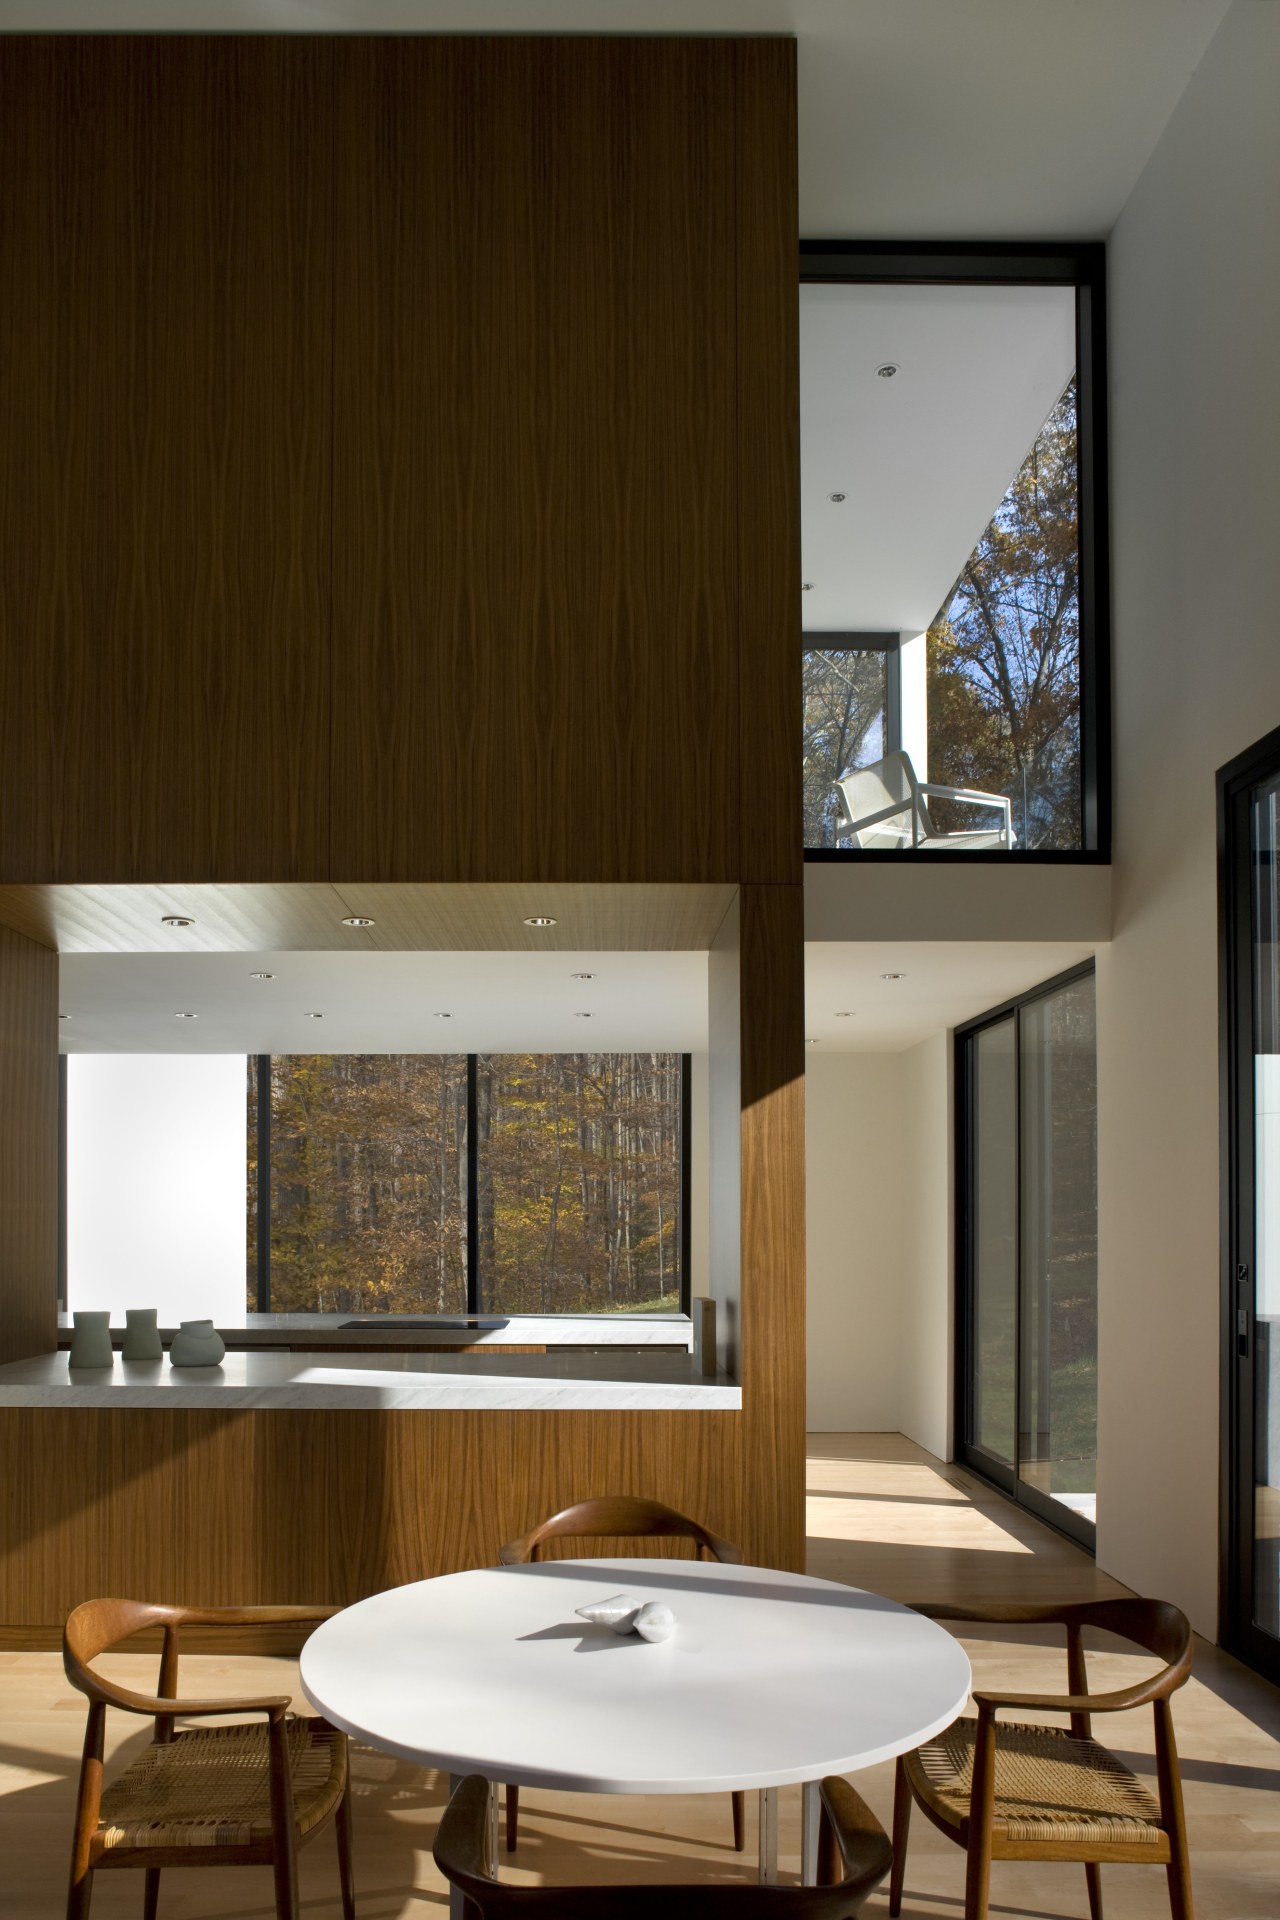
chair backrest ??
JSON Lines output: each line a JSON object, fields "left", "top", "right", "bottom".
{"left": 63, "top": 1598, "right": 176, "bottom": 1702}
{"left": 834, "top": 751, "right": 920, "bottom": 849}
{"left": 1068, "top": 1597, "right": 1193, "bottom": 1683}
{"left": 436, "top": 1774, "right": 891, "bottom": 1920}
{"left": 499, "top": 1496, "right": 741, "bottom": 1565}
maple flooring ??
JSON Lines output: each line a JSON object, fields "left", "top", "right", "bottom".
{"left": 1, "top": 1432, "right": 1277, "bottom": 1918}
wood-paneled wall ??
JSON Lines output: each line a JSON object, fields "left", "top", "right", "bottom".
{"left": 0, "top": 926, "right": 57, "bottom": 1367}
{"left": 0, "top": 37, "right": 798, "bottom": 891}
{"left": 0, "top": 36, "right": 805, "bottom": 1623}
{"left": 0, "top": 38, "right": 333, "bottom": 884}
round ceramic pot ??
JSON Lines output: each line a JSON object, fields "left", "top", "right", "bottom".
{"left": 121, "top": 1308, "right": 163, "bottom": 1362}
{"left": 168, "top": 1319, "right": 226, "bottom": 1368}
{"left": 68, "top": 1310, "right": 114, "bottom": 1370}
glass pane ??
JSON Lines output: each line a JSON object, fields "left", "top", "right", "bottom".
{"left": 1018, "top": 976, "right": 1098, "bottom": 1525}
{"left": 260, "top": 1055, "right": 468, "bottom": 1315}
{"left": 928, "top": 380, "right": 1081, "bottom": 849}
{"left": 1252, "top": 779, "right": 1280, "bottom": 1640}
{"left": 476, "top": 1053, "right": 682, "bottom": 1314}
{"left": 802, "top": 648, "right": 889, "bottom": 847}
{"left": 971, "top": 1019, "right": 1018, "bottom": 1465}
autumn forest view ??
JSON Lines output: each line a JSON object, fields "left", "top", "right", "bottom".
{"left": 804, "top": 377, "right": 1081, "bottom": 850}
{"left": 247, "top": 1052, "right": 683, "bottom": 1316}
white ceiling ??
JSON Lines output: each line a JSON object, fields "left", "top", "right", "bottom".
{"left": 0, "top": 2, "right": 1231, "bottom": 238}
{"left": 800, "top": 282, "right": 1074, "bottom": 633}
{"left": 61, "top": 940, "right": 1097, "bottom": 1056}
{"left": 58, "top": 951, "right": 711, "bottom": 1054}
{"left": 805, "top": 939, "right": 1096, "bottom": 1052}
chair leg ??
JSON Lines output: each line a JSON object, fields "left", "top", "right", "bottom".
{"left": 888, "top": 1757, "right": 910, "bottom": 1918}
{"left": 505, "top": 1783, "right": 519, "bottom": 1854}
{"left": 731, "top": 1790, "right": 745, "bottom": 1853}
{"left": 1166, "top": 1849, "right": 1195, "bottom": 1920}
{"left": 65, "top": 1866, "right": 93, "bottom": 1920}
{"left": 335, "top": 1784, "right": 357, "bottom": 1920}
{"left": 272, "top": 1834, "right": 301, "bottom": 1920}
{"left": 1085, "top": 1861, "right": 1103, "bottom": 1920}
{"left": 962, "top": 1821, "right": 993, "bottom": 1920}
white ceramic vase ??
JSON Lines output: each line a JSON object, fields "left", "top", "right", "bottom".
{"left": 121, "top": 1308, "right": 163, "bottom": 1362}
{"left": 168, "top": 1319, "right": 226, "bottom": 1368}
{"left": 67, "top": 1310, "right": 114, "bottom": 1369}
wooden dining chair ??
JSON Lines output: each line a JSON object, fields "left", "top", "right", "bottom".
{"left": 498, "top": 1496, "right": 745, "bottom": 1854}
{"left": 62, "top": 1598, "right": 356, "bottom": 1920}
{"left": 888, "top": 1598, "right": 1195, "bottom": 1920}
{"left": 437, "top": 1771, "right": 893, "bottom": 1920}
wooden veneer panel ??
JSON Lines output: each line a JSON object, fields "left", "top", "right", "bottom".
{"left": 330, "top": 38, "right": 742, "bottom": 884}
{"left": 0, "top": 925, "right": 58, "bottom": 1367}
{"left": 0, "top": 38, "right": 333, "bottom": 883}
{"left": 735, "top": 42, "right": 803, "bottom": 887}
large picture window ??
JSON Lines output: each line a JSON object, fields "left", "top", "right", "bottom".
{"left": 956, "top": 964, "right": 1098, "bottom": 1544}
{"left": 247, "top": 1052, "right": 688, "bottom": 1318}
{"left": 800, "top": 243, "right": 1109, "bottom": 859}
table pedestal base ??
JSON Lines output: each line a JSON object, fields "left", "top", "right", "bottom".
{"left": 443, "top": 1774, "right": 821, "bottom": 1915}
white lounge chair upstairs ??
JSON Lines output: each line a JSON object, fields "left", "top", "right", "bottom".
{"left": 834, "top": 749, "right": 1015, "bottom": 851}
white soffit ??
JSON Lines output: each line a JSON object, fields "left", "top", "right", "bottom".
{"left": 58, "top": 951, "right": 710, "bottom": 1055}
{"left": 800, "top": 282, "right": 1075, "bottom": 634}
{"left": 805, "top": 939, "right": 1095, "bottom": 1053}
{"left": 0, "top": 4, "right": 1232, "bottom": 240}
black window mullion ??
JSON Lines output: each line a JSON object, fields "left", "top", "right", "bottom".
{"left": 255, "top": 1055, "right": 271, "bottom": 1314}
{"left": 466, "top": 1053, "right": 480, "bottom": 1315}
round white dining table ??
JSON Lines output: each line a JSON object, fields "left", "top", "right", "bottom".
{"left": 301, "top": 1558, "right": 971, "bottom": 1900}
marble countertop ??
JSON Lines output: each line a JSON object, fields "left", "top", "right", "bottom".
{"left": 0, "top": 1346, "right": 737, "bottom": 1410}
{"left": 55, "top": 1312, "right": 694, "bottom": 1351}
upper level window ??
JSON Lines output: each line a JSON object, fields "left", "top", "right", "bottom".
{"left": 800, "top": 245, "right": 1108, "bottom": 860}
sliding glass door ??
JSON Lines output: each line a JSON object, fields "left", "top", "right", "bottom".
{"left": 957, "top": 965, "right": 1098, "bottom": 1545}
{"left": 1221, "top": 729, "right": 1280, "bottom": 1682}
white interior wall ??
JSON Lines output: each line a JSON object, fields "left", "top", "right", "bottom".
{"left": 1099, "top": 0, "right": 1280, "bottom": 1635}
{"left": 895, "top": 1032, "right": 953, "bottom": 1460}
{"left": 66, "top": 1054, "right": 247, "bottom": 1325}
{"left": 806, "top": 1052, "right": 905, "bottom": 1430}
{"left": 806, "top": 1036, "right": 951, "bottom": 1444}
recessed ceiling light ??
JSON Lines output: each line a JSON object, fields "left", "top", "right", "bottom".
{"left": 828, "top": 492, "right": 846, "bottom": 503}
{"left": 524, "top": 915, "right": 557, "bottom": 927}
{"left": 881, "top": 972, "right": 905, "bottom": 981}
{"left": 876, "top": 363, "right": 899, "bottom": 379}
{"left": 434, "top": 1012, "right": 453, "bottom": 1020}
{"left": 805, "top": 1037, "right": 820, "bottom": 1046}
{"left": 59, "top": 1013, "right": 72, "bottom": 1021}
{"left": 341, "top": 914, "right": 376, "bottom": 928}
{"left": 575, "top": 1012, "right": 592, "bottom": 1019}
{"left": 835, "top": 1011, "right": 856, "bottom": 1018}
{"left": 570, "top": 972, "right": 595, "bottom": 981}
{"left": 249, "top": 971, "right": 275, "bottom": 981}
{"left": 173, "top": 1011, "right": 199, "bottom": 1020}
{"left": 161, "top": 914, "right": 195, "bottom": 928}
{"left": 801, "top": 581, "right": 815, "bottom": 592}
{"left": 303, "top": 1011, "right": 324, "bottom": 1019}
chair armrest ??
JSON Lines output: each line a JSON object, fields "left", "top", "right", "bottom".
{"left": 160, "top": 1604, "right": 341, "bottom": 1628}
{"left": 83, "top": 1676, "right": 294, "bottom": 1718}
{"left": 918, "top": 783, "right": 1011, "bottom": 813}
{"left": 974, "top": 1674, "right": 1177, "bottom": 1718}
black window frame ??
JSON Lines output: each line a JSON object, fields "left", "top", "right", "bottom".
{"left": 954, "top": 959, "right": 1099, "bottom": 1550}
{"left": 1218, "top": 722, "right": 1280, "bottom": 1684}
{"left": 249, "top": 1050, "right": 692, "bottom": 1320}
{"left": 800, "top": 239, "right": 1111, "bottom": 865}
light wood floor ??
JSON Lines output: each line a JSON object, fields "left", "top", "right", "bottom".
{"left": 3, "top": 1433, "right": 1277, "bottom": 1918}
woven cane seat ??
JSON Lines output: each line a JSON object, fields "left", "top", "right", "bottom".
{"left": 98, "top": 1717, "right": 347, "bottom": 1851}
{"left": 906, "top": 1718, "right": 1166, "bottom": 1849}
